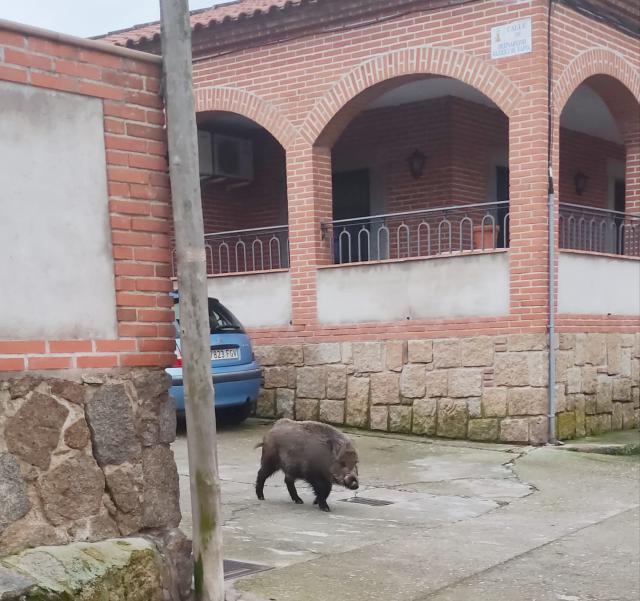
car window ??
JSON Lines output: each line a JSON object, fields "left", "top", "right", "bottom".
{"left": 208, "top": 299, "right": 244, "bottom": 333}
{"left": 171, "top": 296, "right": 244, "bottom": 334}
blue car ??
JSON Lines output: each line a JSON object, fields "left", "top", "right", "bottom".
{"left": 166, "top": 291, "right": 262, "bottom": 423}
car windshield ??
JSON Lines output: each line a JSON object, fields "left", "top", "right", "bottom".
{"left": 171, "top": 296, "right": 244, "bottom": 334}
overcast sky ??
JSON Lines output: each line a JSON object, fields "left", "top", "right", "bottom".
{"left": 1, "top": 1, "right": 224, "bottom": 38}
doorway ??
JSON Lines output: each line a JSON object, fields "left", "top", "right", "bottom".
{"left": 332, "top": 169, "right": 371, "bottom": 262}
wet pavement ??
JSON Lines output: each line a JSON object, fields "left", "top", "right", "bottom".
{"left": 172, "top": 420, "right": 640, "bottom": 601}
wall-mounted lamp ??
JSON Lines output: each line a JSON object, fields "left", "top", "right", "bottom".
{"left": 574, "top": 171, "right": 589, "bottom": 196}
{"left": 407, "top": 149, "right": 427, "bottom": 179}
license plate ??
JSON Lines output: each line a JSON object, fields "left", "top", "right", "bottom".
{"left": 211, "top": 348, "right": 239, "bottom": 361}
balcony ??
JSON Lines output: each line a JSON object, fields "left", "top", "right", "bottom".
{"left": 559, "top": 203, "right": 639, "bottom": 257}
{"left": 321, "top": 201, "right": 509, "bottom": 264}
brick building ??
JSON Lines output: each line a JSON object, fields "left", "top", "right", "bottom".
{"left": 0, "top": 20, "right": 187, "bottom": 574}
{"left": 103, "top": 0, "right": 636, "bottom": 445}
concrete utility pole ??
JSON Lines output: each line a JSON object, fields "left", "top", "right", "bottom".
{"left": 160, "top": 1, "right": 225, "bottom": 599}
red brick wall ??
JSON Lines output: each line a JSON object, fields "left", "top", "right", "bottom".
{"left": 559, "top": 128, "right": 625, "bottom": 209}
{"left": 0, "top": 25, "right": 174, "bottom": 371}
{"left": 183, "top": 0, "right": 638, "bottom": 339}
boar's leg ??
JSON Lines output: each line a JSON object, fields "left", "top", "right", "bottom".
{"left": 309, "top": 476, "right": 332, "bottom": 512}
{"left": 256, "top": 459, "right": 279, "bottom": 501}
{"left": 284, "top": 475, "right": 304, "bottom": 504}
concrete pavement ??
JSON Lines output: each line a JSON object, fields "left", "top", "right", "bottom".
{"left": 172, "top": 420, "right": 640, "bottom": 601}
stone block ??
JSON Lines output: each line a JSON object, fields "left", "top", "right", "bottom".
{"left": 555, "top": 385, "right": 567, "bottom": 413}
{"left": 254, "top": 344, "right": 303, "bottom": 366}
{"left": 575, "top": 333, "right": 606, "bottom": 366}
{"left": 632, "top": 357, "right": 639, "bottom": 385}
{"left": 582, "top": 366, "right": 598, "bottom": 395}
{"left": 556, "top": 412, "right": 576, "bottom": 440}
{"left": 611, "top": 403, "right": 624, "bottom": 430}
{"left": 437, "top": 398, "right": 468, "bottom": 438}
{"left": 494, "top": 353, "right": 529, "bottom": 387}
{"left": 529, "top": 416, "right": 548, "bottom": 445}
{"left": 412, "top": 399, "right": 437, "bottom": 436}
{"left": 275, "top": 389, "right": 295, "bottom": 419}
{"left": 595, "top": 380, "right": 613, "bottom": 414}
{"left": 507, "top": 387, "right": 547, "bottom": 416}
{"left": 0, "top": 565, "right": 35, "bottom": 598}
{"left": 0, "top": 453, "right": 29, "bottom": 534}
{"left": 6, "top": 392, "right": 69, "bottom": 470}
{"left": 585, "top": 414, "right": 612, "bottom": 436}
{"left": 408, "top": 340, "right": 433, "bottom": 364}
{"left": 500, "top": 418, "right": 529, "bottom": 443}
{"left": 612, "top": 378, "right": 632, "bottom": 401}
{"left": 448, "top": 368, "right": 482, "bottom": 398}
{"left": 326, "top": 365, "right": 347, "bottom": 399}
{"left": 295, "top": 398, "right": 319, "bottom": 421}
{"left": 370, "top": 372, "right": 400, "bottom": 405}
{"left": 566, "top": 367, "right": 582, "bottom": 394}
{"left": 400, "top": 364, "right": 426, "bottom": 398}
{"left": 341, "top": 343, "right": 353, "bottom": 364}
{"left": 85, "top": 384, "right": 140, "bottom": 467}
{"left": 256, "top": 389, "right": 276, "bottom": 417}
{"left": 386, "top": 340, "right": 407, "bottom": 371}
{"left": 263, "top": 366, "right": 291, "bottom": 389}
{"left": 433, "top": 339, "right": 461, "bottom": 368}
{"left": 64, "top": 418, "right": 91, "bottom": 450}
{"left": 50, "top": 379, "right": 86, "bottom": 405}
{"left": 136, "top": 391, "right": 176, "bottom": 448}
{"left": 296, "top": 367, "right": 326, "bottom": 399}
{"left": 105, "top": 465, "right": 143, "bottom": 536}
{"left": 575, "top": 403, "right": 586, "bottom": 438}
{"left": 304, "top": 343, "right": 341, "bottom": 365}
{"left": 353, "top": 342, "right": 384, "bottom": 373}
{"left": 319, "top": 400, "right": 345, "bottom": 425}
{"left": 460, "top": 337, "right": 494, "bottom": 367}
{"left": 131, "top": 370, "right": 172, "bottom": 402}
{"left": 622, "top": 404, "right": 637, "bottom": 430}
{"left": 389, "top": 406, "right": 412, "bottom": 433}
{"left": 507, "top": 333, "right": 547, "bottom": 352}
{"left": 482, "top": 388, "right": 507, "bottom": 417}
{"left": 585, "top": 394, "right": 597, "bottom": 415}
{"left": 370, "top": 406, "right": 388, "bottom": 431}
{"left": 425, "top": 371, "right": 448, "bottom": 398}
{"left": 555, "top": 350, "right": 574, "bottom": 383}
{"left": 346, "top": 377, "right": 369, "bottom": 428}
{"left": 467, "top": 398, "right": 481, "bottom": 418}
{"left": 527, "top": 352, "right": 548, "bottom": 387}
{"left": 38, "top": 455, "right": 105, "bottom": 527}
{"left": 468, "top": 419, "right": 499, "bottom": 441}
{"left": 558, "top": 334, "right": 575, "bottom": 350}
{"left": 606, "top": 333, "right": 622, "bottom": 374}
{"left": 142, "top": 446, "right": 181, "bottom": 530}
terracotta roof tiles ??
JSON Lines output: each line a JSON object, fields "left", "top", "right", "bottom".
{"left": 98, "top": 0, "right": 307, "bottom": 46}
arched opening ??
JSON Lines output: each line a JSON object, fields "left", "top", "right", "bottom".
{"left": 317, "top": 76, "right": 510, "bottom": 264}
{"left": 174, "top": 111, "right": 288, "bottom": 275}
{"left": 558, "top": 75, "right": 640, "bottom": 256}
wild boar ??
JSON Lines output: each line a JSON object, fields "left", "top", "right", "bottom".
{"left": 255, "top": 418, "right": 359, "bottom": 512}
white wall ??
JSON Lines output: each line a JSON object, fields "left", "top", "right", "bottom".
{"left": 0, "top": 81, "right": 117, "bottom": 340}
{"left": 206, "top": 271, "right": 291, "bottom": 327}
{"left": 317, "top": 252, "right": 509, "bottom": 323}
{"left": 559, "top": 252, "right": 640, "bottom": 315}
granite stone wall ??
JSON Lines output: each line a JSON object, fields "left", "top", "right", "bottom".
{"left": 254, "top": 333, "right": 640, "bottom": 443}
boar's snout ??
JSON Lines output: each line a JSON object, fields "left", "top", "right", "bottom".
{"left": 344, "top": 474, "right": 359, "bottom": 490}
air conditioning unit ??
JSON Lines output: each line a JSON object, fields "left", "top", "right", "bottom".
{"left": 213, "top": 134, "right": 253, "bottom": 181}
{"left": 197, "top": 130, "right": 214, "bottom": 179}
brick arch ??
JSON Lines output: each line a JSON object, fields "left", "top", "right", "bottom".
{"left": 554, "top": 48, "right": 640, "bottom": 118}
{"left": 194, "top": 86, "right": 298, "bottom": 150}
{"left": 301, "top": 46, "right": 523, "bottom": 147}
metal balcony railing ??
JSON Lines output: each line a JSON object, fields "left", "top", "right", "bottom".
{"left": 172, "top": 224, "right": 289, "bottom": 276}
{"left": 559, "top": 203, "right": 640, "bottom": 257}
{"left": 321, "top": 201, "right": 510, "bottom": 265}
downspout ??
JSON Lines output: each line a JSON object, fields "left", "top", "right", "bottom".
{"left": 547, "top": 0, "right": 557, "bottom": 444}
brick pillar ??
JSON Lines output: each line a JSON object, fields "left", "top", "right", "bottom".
{"left": 286, "top": 142, "right": 333, "bottom": 326}
{"left": 507, "top": 99, "right": 551, "bottom": 332}
{"left": 624, "top": 128, "right": 640, "bottom": 215}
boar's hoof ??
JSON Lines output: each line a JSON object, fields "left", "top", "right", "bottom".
{"left": 294, "top": 498, "right": 304, "bottom": 504}
{"left": 318, "top": 502, "right": 331, "bottom": 512}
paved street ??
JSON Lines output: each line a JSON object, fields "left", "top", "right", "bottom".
{"left": 173, "top": 420, "right": 640, "bottom": 601}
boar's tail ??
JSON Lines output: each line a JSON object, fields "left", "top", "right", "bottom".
{"left": 253, "top": 442, "right": 263, "bottom": 450}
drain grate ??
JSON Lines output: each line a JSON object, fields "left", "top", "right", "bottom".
{"left": 340, "top": 497, "right": 394, "bottom": 507}
{"left": 223, "top": 559, "right": 272, "bottom": 580}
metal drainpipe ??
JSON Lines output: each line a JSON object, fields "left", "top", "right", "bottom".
{"left": 547, "top": 0, "right": 557, "bottom": 444}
